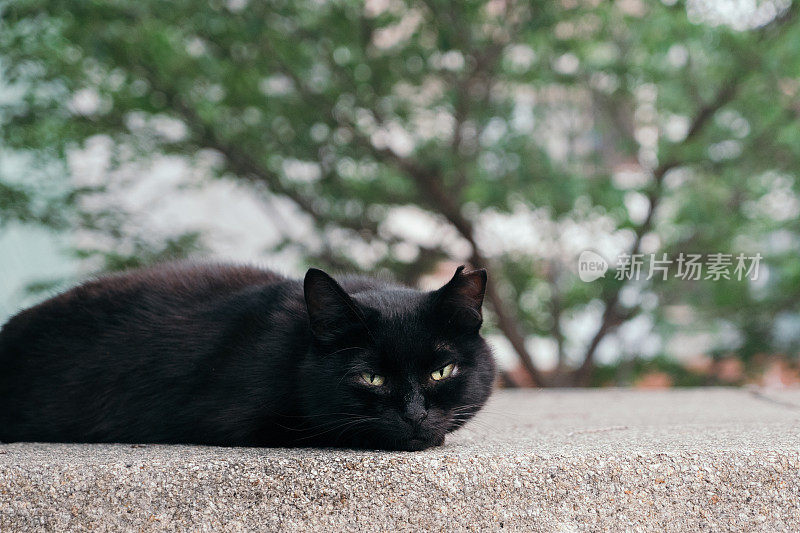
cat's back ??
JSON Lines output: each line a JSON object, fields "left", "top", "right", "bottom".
{"left": 43, "top": 261, "right": 283, "bottom": 309}
{"left": 0, "top": 262, "right": 289, "bottom": 357}
{"left": 0, "top": 262, "right": 296, "bottom": 443}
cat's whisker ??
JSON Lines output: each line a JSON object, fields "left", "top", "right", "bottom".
{"left": 451, "top": 406, "right": 519, "bottom": 421}
{"left": 276, "top": 413, "right": 378, "bottom": 435}
{"left": 297, "top": 417, "right": 379, "bottom": 442}
{"left": 297, "top": 415, "right": 378, "bottom": 432}
{"left": 333, "top": 418, "right": 380, "bottom": 443}
{"left": 279, "top": 411, "right": 376, "bottom": 419}
{"left": 449, "top": 413, "right": 496, "bottom": 425}
{"left": 450, "top": 418, "right": 505, "bottom": 433}
{"left": 326, "top": 346, "right": 368, "bottom": 357}
{"left": 293, "top": 422, "right": 363, "bottom": 441}
{"left": 336, "top": 371, "right": 358, "bottom": 388}
{"left": 274, "top": 417, "right": 366, "bottom": 433}
{"left": 299, "top": 414, "right": 378, "bottom": 427}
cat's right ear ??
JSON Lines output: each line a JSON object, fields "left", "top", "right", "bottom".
{"left": 304, "top": 268, "right": 368, "bottom": 345}
{"left": 433, "top": 265, "right": 487, "bottom": 332}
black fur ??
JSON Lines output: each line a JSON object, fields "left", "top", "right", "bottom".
{"left": 0, "top": 262, "right": 496, "bottom": 450}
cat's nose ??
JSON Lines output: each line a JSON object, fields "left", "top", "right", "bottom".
{"left": 402, "top": 405, "right": 428, "bottom": 426}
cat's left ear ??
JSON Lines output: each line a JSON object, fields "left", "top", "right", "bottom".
{"left": 433, "top": 265, "right": 487, "bottom": 331}
{"left": 304, "top": 268, "right": 369, "bottom": 345}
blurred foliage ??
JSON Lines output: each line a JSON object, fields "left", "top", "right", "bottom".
{"left": 591, "top": 355, "right": 711, "bottom": 388}
{"left": 1, "top": 0, "right": 799, "bottom": 385}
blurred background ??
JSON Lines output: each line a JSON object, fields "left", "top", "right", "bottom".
{"left": 1, "top": 0, "right": 799, "bottom": 387}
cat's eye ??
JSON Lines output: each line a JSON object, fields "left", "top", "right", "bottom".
{"left": 361, "top": 372, "right": 385, "bottom": 386}
{"left": 431, "top": 363, "right": 456, "bottom": 381}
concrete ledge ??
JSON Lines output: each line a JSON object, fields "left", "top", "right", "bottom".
{"left": 2, "top": 389, "right": 799, "bottom": 531}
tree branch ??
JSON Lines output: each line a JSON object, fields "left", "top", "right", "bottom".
{"left": 573, "top": 78, "right": 743, "bottom": 385}
{"left": 572, "top": 4, "right": 799, "bottom": 385}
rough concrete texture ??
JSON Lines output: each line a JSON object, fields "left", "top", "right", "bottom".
{"left": 1, "top": 388, "right": 799, "bottom": 532}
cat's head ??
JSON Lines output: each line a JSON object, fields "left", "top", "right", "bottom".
{"left": 299, "top": 266, "right": 496, "bottom": 451}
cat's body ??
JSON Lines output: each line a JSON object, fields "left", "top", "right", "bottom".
{"left": 0, "top": 262, "right": 495, "bottom": 450}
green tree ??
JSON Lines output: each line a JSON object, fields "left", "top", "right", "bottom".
{"left": 2, "top": 0, "right": 799, "bottom": 385}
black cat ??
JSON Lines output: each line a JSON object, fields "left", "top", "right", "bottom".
{"left": 0, "top": 262, "right": 496, "bottom": 450}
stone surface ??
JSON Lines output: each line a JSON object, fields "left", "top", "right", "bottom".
{"left": 1, "top": 388, "right": 799, "bottom": 531}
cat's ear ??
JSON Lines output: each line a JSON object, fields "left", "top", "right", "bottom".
{"left": 434, "top": 265, "right": 487, "bottom": 331}
{"left": 304, "top": 268, "right": 368, "bottom": 344}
